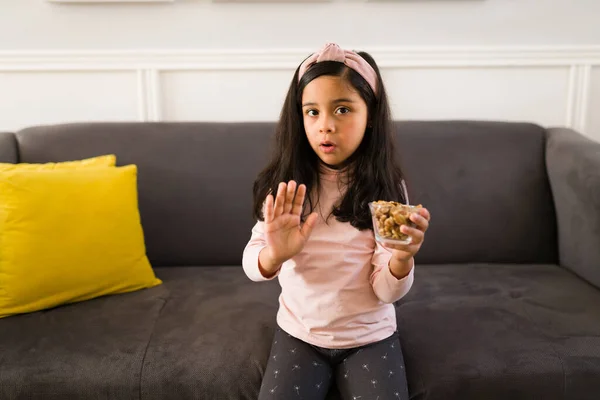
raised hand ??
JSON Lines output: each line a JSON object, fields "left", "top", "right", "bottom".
{"left": 384, "top": 207, "right": 431, "bottom": 279}
{"left": 259, "top": 181, "right": 318, "bottom": 277}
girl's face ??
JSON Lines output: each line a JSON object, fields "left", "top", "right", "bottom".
{"left": 301, "top": 75, "right": 368, "bottom": 168}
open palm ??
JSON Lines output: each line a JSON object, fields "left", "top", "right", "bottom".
{"left": 263, "top": 181, "right": 318, "bottom": 265}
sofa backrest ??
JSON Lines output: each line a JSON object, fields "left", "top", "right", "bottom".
{"left": 394, "top": 121, "right": 557, "bottom": 264}
{"left": 13, "top": 121, "right": 557, "bottom": 267}
{"left": 15, "top": 122, "right": 271, "bottom": 267}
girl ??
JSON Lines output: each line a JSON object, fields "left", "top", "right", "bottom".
{"left": 242, "top": 43, "right": 431, "bottom": 400}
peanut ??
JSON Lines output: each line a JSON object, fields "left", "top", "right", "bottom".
{"left": 370, "top": 200, "right": 422, "bottom": 241}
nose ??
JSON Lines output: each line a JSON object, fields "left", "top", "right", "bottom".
{"left": 318, "top": 114, "right": 335, "bottom": 133}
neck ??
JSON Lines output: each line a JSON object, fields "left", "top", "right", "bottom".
{"left": 320, "top": 155, "right": 355, "bottom": 171}
{"left": 319, "top": 161, "right": 351, "bottom": 185}
{"left": 321, "top": 161, "right": 341, "bottom": 170}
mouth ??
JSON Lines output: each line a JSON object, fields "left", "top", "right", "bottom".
{"left": 319, "top": 141, "right": 336, "bottom": 154}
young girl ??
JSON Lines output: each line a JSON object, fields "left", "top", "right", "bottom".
{"left": 242, "top": 43, "right": 431, "bottom": 400}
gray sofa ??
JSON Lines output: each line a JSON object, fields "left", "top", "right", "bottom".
{"left": 0, "top": 120, "right": 599, "bottom": 400}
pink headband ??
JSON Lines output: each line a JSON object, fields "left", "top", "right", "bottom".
{"left": 297, "top": 43, "right": 378, "bottom": 95}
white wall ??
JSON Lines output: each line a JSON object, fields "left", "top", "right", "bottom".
{"left": 3, "top": 0, "right": 600, "bottom": 50}
{"left": 1, "top": 0, "right": 600, "bottom": 142}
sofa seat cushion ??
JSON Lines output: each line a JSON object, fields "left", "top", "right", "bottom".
{"left": 397, "top": 264, "right": 600, "bottom": 400}
{"left": 0, "top": 283, "right": 169, "bottom": 400}
{"left": 2, "top": 264, "right": 598, "bottom": 400}
{"left": 141, "top": 266, "right": 280, "bottom": 400}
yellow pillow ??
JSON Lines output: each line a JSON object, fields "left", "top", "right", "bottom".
{"left": 0, "top": 154, "right": 116, "bottom": 171}
{"left": 0, "top": 164, "right": 161, "bottom": 319}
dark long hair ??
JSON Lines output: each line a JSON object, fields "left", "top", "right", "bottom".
{"left": 252, "top": 50, "right": 407, "bottom": 231}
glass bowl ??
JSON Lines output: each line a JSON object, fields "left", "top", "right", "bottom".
{"left": 369, "top": 200, "right": 422, "bottom": 246}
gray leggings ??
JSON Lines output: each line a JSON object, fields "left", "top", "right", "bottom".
{"left": 258, "top": 327, "right": 409, "bottom": 400}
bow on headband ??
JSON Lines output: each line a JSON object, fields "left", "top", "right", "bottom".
{"left": 297, "top": 43, "right": 378, "bottom": 95}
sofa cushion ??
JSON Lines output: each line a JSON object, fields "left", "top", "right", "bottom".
{"left": 140, "top": 266, "right": 279, "bottom": 400}
{"left": 0, "top": 164, "right": 162, "bottom": 319}
{"left": 0, "top": 154, "right": 115, "bottom": 172}
{"left": 397, "top": 264, "right": 600, "bottom": 400}
{"left": 142, "top": 266, "right": 344, "bottom": 400}
{"left": 394, "top": 121, "right": 557, "bottom": 264}
{"left": 0, "top": 283, "right": 168, "bottom": 400}
{"left": 2, "top": 264, "right": 597, "bottom": 400}
{"left": 15, "top": 123, "right": 274, "bottom": 268}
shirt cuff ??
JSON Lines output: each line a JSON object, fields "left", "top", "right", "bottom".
{"left": 379, "top": 262, "right": 415, "bottom": 303}
{"left": 243, "top": 245, "right": 281, "bottom": 282}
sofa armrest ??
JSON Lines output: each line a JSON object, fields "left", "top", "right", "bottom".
{"left": 0, "top": 132, "right": 18, "bottom": 163}
{"left": 546, "top": 127, "right": 600, "bottom": 288}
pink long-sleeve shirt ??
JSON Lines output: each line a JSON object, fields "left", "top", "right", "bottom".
{"left": 242, "top": 165, "right": 414, "bottom": 349}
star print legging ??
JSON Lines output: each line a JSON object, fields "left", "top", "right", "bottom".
{"left": 258, "top": 327, "right": 409, "bottom": 400}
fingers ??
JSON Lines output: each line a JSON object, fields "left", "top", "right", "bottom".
{"left": 417, "top": 207, "right": 431, "bottom": 222}
{"left": 300, "top": 212, "right": 319, "bottom": 239}
{"left": 264, "top": 193, "right": 274, "bottom": 223}
{"left": 283, "top": 180, "right": 297, "bottom": 214}
{"left": 401, "top": 224, "right": 424, "bottom": 245}
{"left": 409, "top": 212, "right": 429, "bottom": 232}
{"left": 273, "top": 182, "right": 286, "bottom": 219}
{"left": 273, "top": 180, "right": 305, "bottom": 218}
{"left": 381, "top": 208, "right": 430, "bottom": 255}
{"left": 291, "top": 183, "right": 307, "bottom": 216}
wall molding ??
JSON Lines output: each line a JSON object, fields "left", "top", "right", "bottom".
{"left": 1, "top": 46, "right": 599, "bottom": 130}
{"left": 1, "top": 46, "right": 600, "bottom": 70}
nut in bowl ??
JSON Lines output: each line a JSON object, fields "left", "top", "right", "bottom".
{"left": 369, "top": 200, "right": 423, "bottom": 246}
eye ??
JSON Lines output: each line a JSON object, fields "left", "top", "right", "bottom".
{"left": 306, "top": 109, "right": 318, "bottom": 116}
{"left": 336, "top": 107, "right": 350, "bottom": 114}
